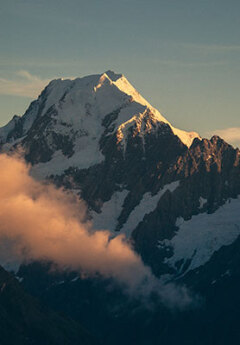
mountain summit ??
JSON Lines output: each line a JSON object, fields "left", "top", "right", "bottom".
{"left": 0, "top": 71, "right": 199, "bottom": 177}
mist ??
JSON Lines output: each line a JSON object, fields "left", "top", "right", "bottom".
{"left": 0, "top": 153, "right": 193, "bottom": 308}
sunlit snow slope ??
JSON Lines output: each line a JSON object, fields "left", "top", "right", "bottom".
{"left": 0, "top": 70, "right": 200, "bottom": 178}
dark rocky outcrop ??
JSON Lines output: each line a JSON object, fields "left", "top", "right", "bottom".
{"left": 0, "top": 265, "right": 98, "bottom": 345}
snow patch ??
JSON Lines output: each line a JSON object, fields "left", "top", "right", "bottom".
{"left": 31, "top": 138, "right": 104, "bottom": 179}
{"left": 171, "top": 127, "right": 201, "bottom": 147}
{"left": 199, "top": 197, "right": 207, "bottom": 209}
{"left": 120, "top": 181, "right": 180, "bottom": 237}
{"left": 160, "top": 197, "right": 240, "bottom": 275}
{"left": 91, "top": 190, "right": 129, "bottom": 232}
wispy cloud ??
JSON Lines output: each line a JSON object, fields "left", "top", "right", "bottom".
{"left": 182, "top": 43, "right": 240, "bottom": 53}
{"left": 0, "top": 70, "right": 51, "bottom": 98}
{"left": 156, "top": 59, "right": 226, "bottom": 67}
{"left": 206, "top": 127, "right": 240, "bottom": 148}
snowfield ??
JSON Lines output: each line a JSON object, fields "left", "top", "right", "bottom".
{"left": 158, "top": 197, "right": 240, "bottom": 275}
{"left": 91, "top": 181, "right": 180, "bottom": 237}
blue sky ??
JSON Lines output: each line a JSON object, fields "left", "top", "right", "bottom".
{"left": 0, "top": 0, "right": 240, "bottom": 146}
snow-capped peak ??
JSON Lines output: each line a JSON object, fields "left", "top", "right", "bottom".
{"left": 17, "top": 70, "right": 199, "bottom": 147}
{"left": 102, "top": 71, "right": 200, "bottom": 147}
{"left": 0, "top": 71, "right": 201, "bottom": 177}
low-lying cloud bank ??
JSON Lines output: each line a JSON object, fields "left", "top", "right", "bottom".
{"left": 0, "top": 153, "right": 192, "bottom": 308}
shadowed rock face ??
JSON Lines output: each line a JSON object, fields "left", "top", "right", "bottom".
{"left": 131, "top": 136, "right": 240, "bottom": 275}
{"left": 0, "top": 266, "right": 98, "bottom": 345}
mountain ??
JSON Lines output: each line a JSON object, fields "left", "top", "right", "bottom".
{"left": 0, "top": 70, "right": 240, "bottom": 344}
{"left": 0, "top": 70, "right": 239, "bottom": 274}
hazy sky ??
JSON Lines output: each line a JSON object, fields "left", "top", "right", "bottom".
{"left": 1, "top": 0, "right": 239, "bottom": 146}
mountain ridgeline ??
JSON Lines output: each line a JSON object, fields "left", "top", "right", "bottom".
{"left": 0, "top": 71, "right": 240, "bottom": 345}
